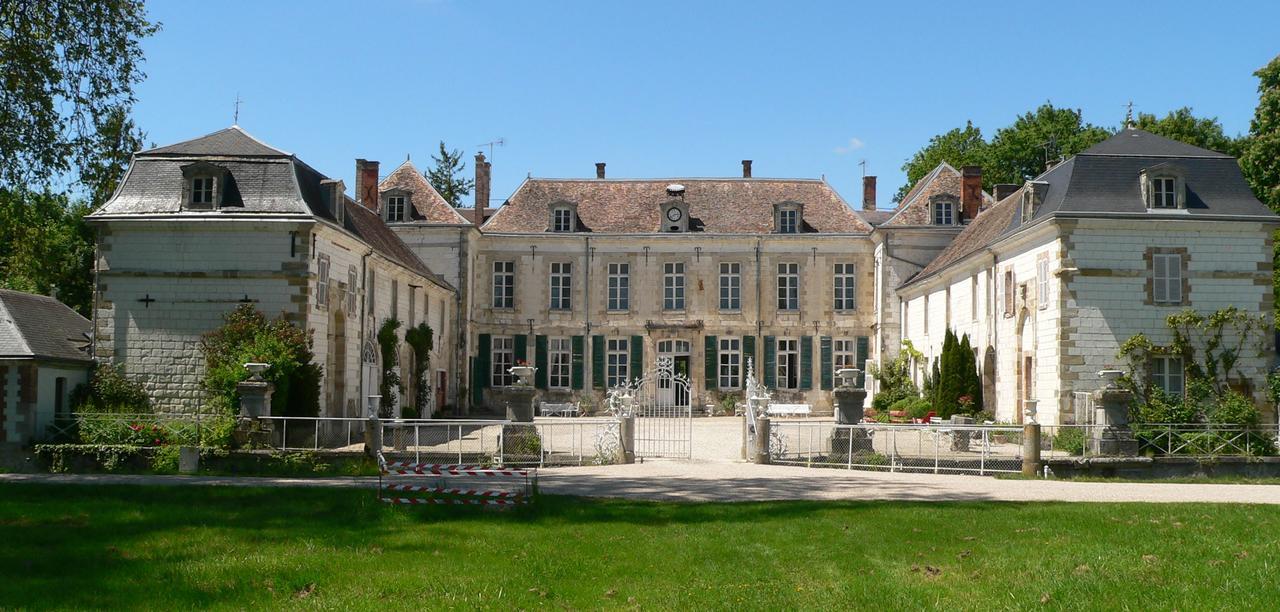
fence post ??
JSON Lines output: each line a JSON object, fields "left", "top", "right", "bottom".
{"left": 620, "top": 416, "right": 636, "bottom": 464}
{"left": 754, "top": 416, "right": 772, "bottom": 464}
{"left": 1022, "top": 422, "right": 1041, "bottom": 476}
{"left": 364, "top": 415, "right": 382, "bottom": 458}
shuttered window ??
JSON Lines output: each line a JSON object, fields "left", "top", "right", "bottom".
{"left": 549, "top": 337, "right": 571, "bottom": 389}
{"left": 491, "top": 336, "right": 514, "bottom": 387}
{"left": 607, "top": 339, "right": 630, "bottom": 389}
{"left": 718, "top": 337, "right": 741, "bottom": 390}
{"left": 776, "top": 338, "right": 799, "bottom": 390}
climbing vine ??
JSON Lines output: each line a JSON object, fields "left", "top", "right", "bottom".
{"left": 376, "top": 319, "right": 403, "bottom": 418}
{"left": 404, "top": 323, "right": 434, "bottom": 418}
{"left": 1118, "top": 307, "right": 1270, "bottom": 398}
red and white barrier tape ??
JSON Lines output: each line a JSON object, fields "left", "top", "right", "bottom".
{"left": 381, "top": 463, "right": 529, "bottom": 477}
{"left": 383, "top": 483, "right": 523, "bottom": 498}
{"left": 380, "top": 496, "right": 525, "bottom": 506}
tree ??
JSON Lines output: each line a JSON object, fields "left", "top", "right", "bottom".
{"left": 201, "top": 305, "right": 323, "bottom": 417}
{"left": 78, "top": 107, "right": 148, "bottom": 208}
{"left": 1135, "top": 107, "right": 1240, "bottom": 156}
{"left": 987, "top": 103, "right": 1111, "bottom": 185}
{"left": 425, "top": 142, "right": 475, "bottom": 207}
{"left": 1241, "top": 55, "right": 1280, "bottom": 213}
{"left": 0, "top": 1, "right": 158, "bottom": 189}
{"left": 896, "top": 121, "right": 989, "bottom": 202}
{"left": 0, "top": 190, "right": 95, "bottom": 314}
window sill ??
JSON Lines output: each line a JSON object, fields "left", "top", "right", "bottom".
{"left": 606, "top": 309, "right": 630, "bottom": 315}
{"left": 833, "top": 309, "right": 858, "bottom": 315}
{"left": 719, "top": 309, "right": 743, "bottom": 315}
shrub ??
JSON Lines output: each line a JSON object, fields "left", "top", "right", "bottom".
{"left": 870, "top": 341, "right": 921, "bottom": 412}
{"left": 1133, "top": 387, "right": 1199, "bottom": 424}
{"left": 70, "top": 363, "right": 150, "bottom": 413}
{"left": 718, "top": 393, "right": 740, "bottom": 415}
{"left": 376, "top": 318, "right": 404, "bottom": 418}
{"left": 1054, "top": 427, "right": 1086, "bottom": 455}
{"left": 201, "top": 304, "right": 322, "bottom": 417}
{"left": 404, "top": 322, "right": 434, "bottom": 418}
{"left": 890, "top": 397, "right": 932, "bottom": 420}
{"left": 150, "top": 444, "right": 181, "bottom": 473}
{"left": 1208, "top": 390, "right": 1261, "bottom": 426}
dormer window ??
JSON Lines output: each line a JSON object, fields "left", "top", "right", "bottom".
{"left": 933, "top": 201, "right": 955, "bottom": 225}
{"left": 552, "top": 207, "right": 573, "bottom": 232}
{"left": 1152, "top": 177, "right": 1177, "bottom": 209}
{"left": 386, "top": 195, "right": 407, "bottom": 222}
{"left": 1141, "top": 166, "right": 1186, "bottom": 210}
{"left": 192, "top": 176, "right": 216, "bottom": 207}
{"left": 181, "top": 161, "right": 229, "bottom": 210}
{"left": 778, "top": 208, "right": 799, "bottom": 233}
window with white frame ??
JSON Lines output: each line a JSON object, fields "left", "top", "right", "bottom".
{"left": 191, "top": 176, "right": 217, "bottom": 207}
{"left": 719, "top": 337, "right": 741, "bottom": 389}
{"left": 492, "top": 261, "right": 514, "bottom": 309}
{"left": 606, "top": 339, "right": 629, "bottom": 388}
{"left": 777, "top": 263, "right": 799, "bottom": 311}
{"left": 491, "top": 336, "right": 514, "bottom": 387}
{"left": 833, "top": 263, "right": 856, "bottom": 311}
{"left": 386, "top": 196, "right": 407, "bottom": 222}
{"left": 776, "top": 338, "right": 799, "bottom": 389}
{"left": 834, "top": 338, "right": 855, "bottom": 371}
{"left": 607, "top": 262, "right": 629, "bottom": 311}
{"left": 1037, "top": 257, "right": 1050, "bottom": 308}
{"left": 719, "top": 262, "right": 741, "bottom": 311}
{"left": 550, "top": 262, "right": 572, "bottom": 310}
{"left": 552, "top": 207, "right": 573, "bottom": 232}
{"left": 1151, "top": 355, "right": 1184, "bottom": 396}
{"left": 1153, "top": 253, "right": 1182, "bottom": 304}
{"left": 923, "top": 294, "right": 930, "bottom": 335}
{"left": 902, "top": 299, "right": 909, "bottom": 336}
{"left": 970, "top": 275, "right": 979, "bottom": 321}
{"left": 933, "top": 201, "right": 955, "bottom": 225}
{"left": 549, "top": 337, "right": 572, "bottom": 389}
{"left": 316, "top": 255, "right": 330, "bottom": 308}
{"left": 663, "top": 262, "right": 685, "bottom": 310}
{"left": 1152, "top": 177, "right": 1177, "bottom": 209}
{"left": 778, "top": 208, "right": 799, "bottom": 234}
{"left": 347, "top": 266, "right": 358, "bottom": 312}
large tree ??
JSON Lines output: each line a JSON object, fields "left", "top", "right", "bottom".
{"left": 1135, "top": 107, "right": 1240, "bottom": 156}
{"left": 896, "top": 121, "right": 989, "bottom": 202}
{"left": 986, "top": 103, "right": 1111, "bottom": 185}
{"left": 1241, "top": 55, "right": 1280, "bottom": 213}
{"left": 0, "top": 1, "right": 157, "bottom": 190}
{"left": 425, "top": 142, "right": 475, "bottom": 207}
{"left": 0, "top": 190, "right": 94, "bottom": 314}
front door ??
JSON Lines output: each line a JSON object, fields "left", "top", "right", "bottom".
{"left": 435, "top": 370, "right": 447, "bottom": 416}
{"left": 656, "top": 340, "right": 691, "bottom": 406}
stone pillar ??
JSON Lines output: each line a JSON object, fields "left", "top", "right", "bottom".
{"left": 754, "top": 416, "right": 772, "bottom": 464}
{"left": 951, "top": 415, "right": 974, "bottom": 451}
{"left": 1022, "top": 422, "right": 1041, "bottom": 476}
{"left": 619, "top": 415, "right": 636, "bottom": 464}
{"left": 236, "top": 379, "right": 274, "bottom": 418}
{"left": 1090, "top": 386, "right": 1138, "bottom": 456}
{"left": 234, "top": 369, "right": 275, "bottom": 449}
{"left": 178, "top": 447, "right": 200, "bottom": 474}
{"left": 506, "top": 387, "right": 536, "bottom": 423}
{"left": 834, "top": 387, "right": 867, "bottom": 425}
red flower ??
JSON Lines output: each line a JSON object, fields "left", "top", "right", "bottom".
{"left": 129, "top": 424, "right": 142, "bottom": 432}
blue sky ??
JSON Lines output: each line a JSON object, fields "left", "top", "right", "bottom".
{"left": 133, "top": 0, "right": 1280, "bottom": 209}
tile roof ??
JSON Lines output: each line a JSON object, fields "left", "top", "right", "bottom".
{"left": 0, "top": 289, "right": 93, "bottom": 363}
{"left": 882, "top": 163, "right": 993, "bottom": 227}
{"left": 378, "top": 161, "right": 471, "bottom": 224}
{"left": 483, "top": 178, "right": 870, "bottom": 234}
{"left": 856, "top": 209, "right": 895, "bottom": 226}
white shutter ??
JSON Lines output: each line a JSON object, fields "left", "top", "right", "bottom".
{"left": 1166, "top": 255, "right": 1182, "bottom": 303}
{"left": 1153, "top": 255, "right": 1168, "bottom": 303}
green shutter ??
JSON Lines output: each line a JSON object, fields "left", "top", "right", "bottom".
{"left": 763, "top": 336, "right": 776, "bottom": 389}
{"left": 743, "top": 335, "right": 756, "bottom": 376}
{"left": 630, "top": 335, "right": 643, "bottom": 383}
{"left": 469, "top": 357, "right": 481, "bottom": 407}
{"left": 820, "top": 336, "right": 833, "bottom": 391}
{"left": 704, "top": 335, "right": 718, "bottom": 390}
{"left": 514, "top": 334, "right": 528, "bottom": 363}
{"left": 534, "top": 335, "right": 548, "bottom": 390}
{"left": 592, "top": 335, "right": 605, "bottom": 389}
{"left": 571, "top": 335, "right": 585, "bottom": 390}
{"left": 800, "top": 335, "right": 813, "bottom": 390}
{"left": 856, "top": 336, "right": 870, "bottom": 388}
{"left": 474, "top": 333, "right": 492, "bottom": 408}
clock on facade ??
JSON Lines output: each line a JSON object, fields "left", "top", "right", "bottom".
{"left": 666, "top": 207, "right": 683, "bottom": 222}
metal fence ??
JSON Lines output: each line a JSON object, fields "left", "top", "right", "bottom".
{"left": 377, "top": 417, "right": 623, "bottom": 467}
{"left": 257, "top": 416, "right": 368, "bottom": 451}
{"left": 43, "top": 412, "right": 207, "bottom": 446}
{"left": 768, "top": 420, "right": 1025, "bottom": 475}
{"left": 1041, "top": 423, "right": 1280, "bottom": 458}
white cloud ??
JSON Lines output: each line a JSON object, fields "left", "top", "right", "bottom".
{"left": 834, "top": 137, "right": 865, "bottom": 155}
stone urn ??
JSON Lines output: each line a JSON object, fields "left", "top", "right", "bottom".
{"left": 1099, "top": 369, "right": 1124, "bottom": 389}
{"left": 506, "top": 365, "right": 537, "bottom": 423}
{"left": 509, "top": 365, "right": 537, "bottom": 388}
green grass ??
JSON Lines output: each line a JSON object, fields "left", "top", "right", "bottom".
{"left": 3, "top": 484, "right": 1280, "bottom": 609}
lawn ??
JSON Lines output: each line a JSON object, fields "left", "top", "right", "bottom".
{"left": 2, "top": 484, "right": 1278, "bottom": 609}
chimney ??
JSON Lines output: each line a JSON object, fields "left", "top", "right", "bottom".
{"left": 960, "top": 165, "right": 982, "bottom": 222}
{"left": 355, "top": 159, "right": 379, "bottom": 211}
{"left": 862, "top": 176, "right": 877, "bottom": 211}
{"left": 742, "top": 160, "right": 752, "bottom": 178}
{"left": 473, "top": 152, "right": 491, "bottom": 226}
{"left": 993, "top": 183, "right": 1020, "bottom": 202}
{"left": 595, "top": 162, "right": 606, "bottom": 180}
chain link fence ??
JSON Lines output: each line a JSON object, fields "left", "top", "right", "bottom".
{"left": 768, "top": 420, "right": 1026, "bottom": 475}
{"left": 377, "top": 417, "right": 623, "bottom": 467}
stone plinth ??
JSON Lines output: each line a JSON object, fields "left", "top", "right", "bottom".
{"left": 833, "top": 387, "right": 867, "bottom": 425}
{"left": 829, "top": 427, "right": 873, "bottom": 456}
{"left": 1090, "top": 387, "right": 1138, "bottom": 456}
{"left": 506, "top": 387, "right": 536, "bottom": 423}
{"left": 236, "top": 379, "right": 274, "bottom": 418}
{"left": 950, "top": 415, "right": 974, "bottom": 452}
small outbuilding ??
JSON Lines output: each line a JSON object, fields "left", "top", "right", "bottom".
{"left": 0, "top": 289, "right": 93, "bottom": 444}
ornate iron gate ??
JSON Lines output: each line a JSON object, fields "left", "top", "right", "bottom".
{"left": 629, "top": 357, "right": 693, "bottom": 458}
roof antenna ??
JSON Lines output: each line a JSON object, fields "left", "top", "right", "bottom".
{"left": 477, "top": 138, "right": 506, "bottom": 160}
{"left": 1124, "top": 101, "right": 1135, "bottom": 129}
{"left": 233, "top": 93, "right": 242, "bottom": 126}
{"left": 858, "top": 159, "right": 868, "bottom": 178}
{"left": 1039, "top": 135, "right": 1058, "bottom": 169}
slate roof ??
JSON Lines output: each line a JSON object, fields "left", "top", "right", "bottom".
{"left": 378, "top": 161, "right": 471, "bottom": 224}
{"left": 902, "top": 129, "right": 1277, "bottom": 289}
{"left": 0, "top": 290, "right": 93, "bottom": 363}
{"left": 483, "top": 178, "right": 870, "bottom": 234}
{"left": 90, "top": 127, "right": 449, "bottom": 289}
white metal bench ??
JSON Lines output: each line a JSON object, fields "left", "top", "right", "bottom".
{"left": 766, "top": 403, "right": 812, "bottom": 417}
{"left": 539, "top": 402, "right": 580, "bottom": 417}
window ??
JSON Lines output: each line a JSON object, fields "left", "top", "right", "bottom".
{"left": 391, "top": 280, "right": 399, "bottom": 319}
{"left": 316, "top": 255, "right": 330, "bottom": 308}
{"left": 491, "top": 336, "right": 514, "bottom": 387}
{"left": 606, "top": 339, "right": 630, "bottom": 388}
{"left": 191, "top": 176, "right": 216, "bottom": 207}
{"left": 552, "top": 207, "right": 573, "bottom": 232}
{"left": 902, "top": 299, "right": 909, "bottom": 337}
{"left": 777, "top": 263, "right": 799, "bottom": 311}
{"left": 1037, "top": 257, "right": 1050, "bottom": 308}
{"left": 1152, "top": 177, "right": 1177, "bottom": 209}
{"left": 985, "top": 269, "right": 994, "bottom": 318}
{"left": 833, "top": 339, "right": 855, "bottom": 371}
{"left": 367, "top": 268, "right": 376, "bottom": 312}
{"left": 1003, "top": 269, "right": 1014, "bottom": 316}
{"left": 719, "top": 337, "right": 741, "bottom": 389}
{"left": 719, "top": 263, "right": 741, "bottom": 311}
{"left": 386, "top": 196, "right": 407, "bottom": 222}
{"left": 492, "top": 261, "right": 514, "bottom": 309}
{"left": 550, "top": 262, "right": 572, "bottom": 310}
{"left": 1151, "top": 356, "right": 1184, "bottom": 396}
{"left": 923, "top": 295, "right": 929, "bottom": 335}
{"left": 778, "top": 208, "right": 799, "bottom": 234}
{"left": 347, "top": 266, "right": 358, "bottom": 312}
{"left": 663, "top": 262, "right": 685, "bottom": 310}
{"left": 54, "top": 377, "right": 67, "bottom": 420}
{"left": 970, "top": 275, "right": 979, "bottom": 322}
{"left": 607, "top": 263, "right": 630, "bottom": 311}
{"left": 549, "top": 337, "right": 572, "bottom": 389}
{"left": 934, "top": 201, "right": 954, "bottom": 225}
{"left": 1153, "top": 253, "right": 1182, "bottom": 304}
{"left": 408, "top": 288, "right": 416, "bottom": 327}
{"left": 776, "top": 338, "right": 799, "bottom": 389}
{"left": 833, "top": 263, "right": 856, "bottom": 311}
